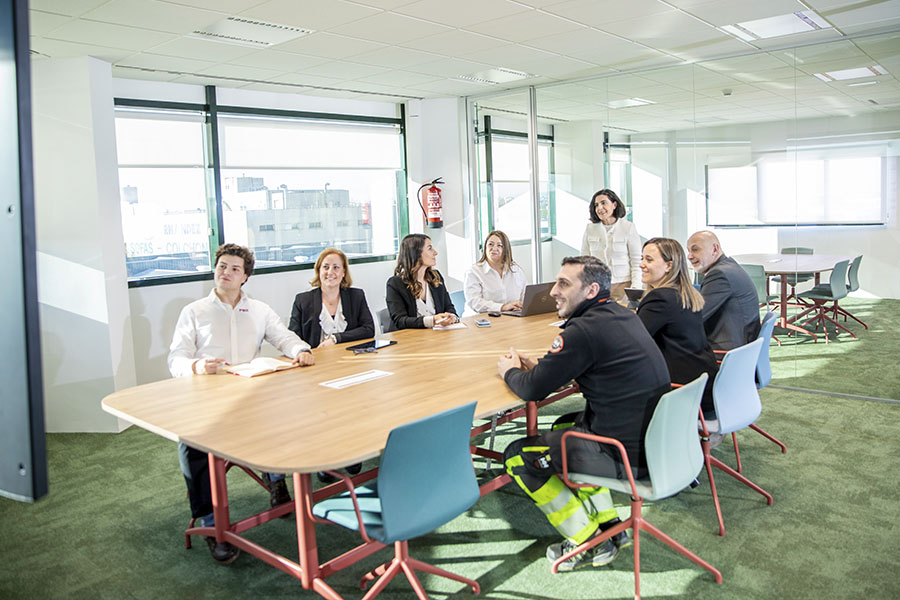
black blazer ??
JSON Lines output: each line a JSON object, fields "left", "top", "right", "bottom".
{"left": 385, "top": 272, "right": 457, "bottom": 330}
{"left": 637, "top": 287, "right": 719, "bottom": 415}
{"left": 699, "top": 255, "right": 761, "bottom": 351}
{"left": 288, "top": 287, "right": 375, "bottom": 348}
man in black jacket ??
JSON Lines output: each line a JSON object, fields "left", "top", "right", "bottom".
{"left": 499, "top": 256, "right": 670, "bottom": 572}
{"left": 687, "top": 230, "right": 761, "bottom": 351}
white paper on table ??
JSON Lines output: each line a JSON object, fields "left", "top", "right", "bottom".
{"left": 319, "top": 369, "right": 393, "bottom": 390}
{"left": 433, "top": 322, "right": 468, "bottom": 331}
{"left": 549, "top": 320, "right": 566, "bottom": 327}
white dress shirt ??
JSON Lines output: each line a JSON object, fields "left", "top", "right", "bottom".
{"left": 319, "top": 299, "right": 347, "bottom": 345}
{"left": 464, "top": 261, "right": 527, "bottom": 313}
{"left": 580, "top": 219, "right": 642, "bottom": 285}
{"left": 168, "top": 290, "right": 311, "bottom": 377}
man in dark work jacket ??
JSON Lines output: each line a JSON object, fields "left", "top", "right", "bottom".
{"left": 499, "top": 256, "right": 670, "bottom": 573}
{"left": 687, "top": 230, "right": 761, "bottom": 351}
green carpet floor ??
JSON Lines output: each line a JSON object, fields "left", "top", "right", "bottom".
{"left": 2, "top": 384, "right": 898, "bottom": 599}
{"left": 768, "top": 298, "right": 900, "bottom": 400}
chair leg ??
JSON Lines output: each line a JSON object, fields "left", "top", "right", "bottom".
{"left": 701, "top": 440, "right": 726, "bottom": 536}
{"left": 361, "top": 540, "right": 480, "bottom": 600}
{"left": 709, "top": 455, "right": 774, "bottom": 505}
{"left": 749, "top": 423, "right": 787, "bottom": 454}
{"left": 731, "top": 432, "right": 742, "bottom": 473}
{"left": 638, "top": 518, "right": 722, "bottom": 586}
{"left": 833, "top": 305, "right": 868, "bottom": 329}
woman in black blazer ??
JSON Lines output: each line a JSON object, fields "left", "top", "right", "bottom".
{"left": 289, "top": 248, "right": 375, "bottom": 348}
{"left": 636, "top": 237, "right": 718, "bottom": 417}
{"left": 386, "top": 233, "right": 459, "bottom": 330}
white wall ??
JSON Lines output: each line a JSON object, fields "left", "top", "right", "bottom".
{"left": 32, "top": 57, "right": 136, "bottom": 432}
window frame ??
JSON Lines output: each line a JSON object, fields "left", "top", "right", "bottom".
{"left": 116, "top": 89, "right": 408, "bottom": 288}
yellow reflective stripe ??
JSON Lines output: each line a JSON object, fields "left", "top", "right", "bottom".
{"left": 531, "top": 474, "right": 566, "bottom": 505}
{"left": 551, "top": 421, "right": 575, "bottom": 431}
{"left": 570, "top": 520, "right": 600, "bottom": 545}
{"left": 505, "top": 455, "right": 524, "bottom": 469}
{"left": 546, "top": 494, "right": 585, "bottom": 530}
{"left": 521, "top": 446, "right": 549, "bottom": 453}
{"left": 591, "top": 508, "right": 619, "bottom": 524}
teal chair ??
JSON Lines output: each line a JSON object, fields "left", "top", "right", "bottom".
{"left": 795, "top": 260, "right": 854, "bottom": 343}
{"left": 831, "top": 255, "right": 868, "bottom": 329}
{"left": 312, "top": 402, "right": 480, "bottom": 600}
{"left": 700, "top": 338, "right": 774, "bottom": 536}
{"left": 555, "top": 375, "right": 722, "bottom": 599}
{"left": 739, "top": 264, "right": 777, "bottom": 309}
{"left": 449, "top": 289, "right": 466, "bottom": 316}
{"left": 772, "top": 247, "right": 814, "bottom": 303}
{"left": 729, "top": 312, "right": 787, "bottom": 473}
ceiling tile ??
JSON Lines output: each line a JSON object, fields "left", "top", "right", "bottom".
{"left": 146, "top": 37, "right": 258, "bottom": 62}
{"left": 353, "top": 69, "right": 443, "bottom": 87}
{"left": 230, "top": 49, "right": 330, "bottom": 72}
{"left": 82, "top": 0, "right": 225, "bottom": 35}
{"left": 237, "top": 0, "right": 379, "bottom": 31}
{"left": 526, "top": 28, "right": 658, "bottom": 65}
{"left": 345, "top": 46, "right": 443, "bottom": 69}
{"left": 666, "top": 36, "right": 751, "bottom": 63}
{"left": 466, "top": 10, "right": 584, "bottom": 44}
{"left": 160, "top": 0, "right": 270, "bottom": 12}
{"left": 117, "top": 52, "right": 218, "bottom": 73}
{"left": 44, "top": 19, "right": 177, "bottom": 52}
{"left": 457, "top": 44, "right": 556, "bottom": 68}
{"left": 348, "top": 0, "right": 420, "bottom": 9}
{"left": 29, "top": 10, "right": 73, "bottom": 36}
{"left": 29, "top": 0, "right": 108, "bottom": 17}
{"left": 394, "top": 0, "right": 530, "bottom": 29}
{"left": 401, "top": 30, "right": 508, "bottom": 55}
{"left": 544, "top": 0, "right": 672, "bottom": 26}
{"left": 822, "top": 0, "right": 900, "bottom": 29}
{"left": 406, "top": 56, "right": 493, "bottom": 78}
{"left": 266, "top": 72, "right": 345, "bottom": 88}
{"left": 30, "top": 37, "right": 135, "bottom": 63}
{"left": 596, "top": 10, "right": 722, "bottom": 51}
{"left": 197, "top": 63, "right": 285, "bottom": 82}
{"left": 676, "top": 0, "right": 808, "bottom": 27}
{"left": 112, "top": 64, "right": 182, "bottom": 81}
{"left": 328, "top": 12, "right": 452, "bottom": 44}
{"left": 275, "top": 32, "right": 387, "bottom": 59}
{"left": 299, "top": 61, "right": 390, "bottom": 81}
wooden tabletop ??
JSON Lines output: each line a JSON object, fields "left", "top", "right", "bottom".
{"left": 731, "top": 253, "right": 853, "bottom": 275}
{"left": 102, "top": 313, "right": 566, "bottom": 474}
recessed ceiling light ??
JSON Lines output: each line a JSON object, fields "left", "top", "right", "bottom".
{"left": 720, "top": 11, "right": 831, "bottom": 41}
{"left": 456, "top": 68, "right": 534, "bottom": 85}
{"left": 814, "top": 65, "right": 887, "bottom": 82}
{"left": 604, "top": 98, "right": 655, "bottom": 109}
{"left": 847, "top": 81, "right": 879, "bottom": 87}
{"left": 190, "top": 17, "right": 313, "bottom": 48}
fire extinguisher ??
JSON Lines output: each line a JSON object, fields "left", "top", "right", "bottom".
{"left": 417, "top": 177, "right": 443, "bottom": 229}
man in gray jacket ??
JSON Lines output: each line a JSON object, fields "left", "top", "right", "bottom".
{"left": 687, "top": 231, "right": 761, "bottom": 351}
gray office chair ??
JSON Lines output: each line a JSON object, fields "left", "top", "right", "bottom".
{"left": 831, "top": 255, "right": 867, "bottom": 329}
{"left": 739, "top": 264, "right": 777, "bottom": 310}
{"left": 377, "top": 307, "right": 395, "bottom": 334}
{"left": 772, "top": 247, "right": 814, "bottom": 303}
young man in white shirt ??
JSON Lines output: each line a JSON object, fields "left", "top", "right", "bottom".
{"left": 168, "top": 243, "right": 314, "bottom": 564}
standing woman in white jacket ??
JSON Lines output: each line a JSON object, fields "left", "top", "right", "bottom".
{"left": 580, "top": 189, "right": 642, "bottom": 302}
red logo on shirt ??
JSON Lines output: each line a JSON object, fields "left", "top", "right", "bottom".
{"left": 549, "top": 335, "right": 564, "bottom": 353}
{"left": 238, "top": 308, "right": 249, "bottom": 312}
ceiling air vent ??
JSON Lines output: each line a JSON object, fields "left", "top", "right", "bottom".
{"left": 190, "top": 17, "right": 313, "bottom": 48}
{"left": 455, "top": 68, "right": 534, "bottom": 86}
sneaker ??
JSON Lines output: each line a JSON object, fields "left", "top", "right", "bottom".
{"left": 611, "top": 529, "right": 632, "bottom": 550}
{"left": 708, "top": 433, "right": 725, "bottom": 450}
{"left": 547, "top": 537, "right": 618, "bottom": 572}
{"left": 205, "top": 536, "right": 240, "bottom": 565}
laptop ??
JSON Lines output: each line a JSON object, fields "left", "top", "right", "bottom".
{"left": 623, "top": 287, "right": 644, "bottom": 310}
{"left": 502, "top": 282, "right": 557, "bottom": 317}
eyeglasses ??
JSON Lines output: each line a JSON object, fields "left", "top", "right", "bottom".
{"left": 352, "top": 347, "right": 378, "bottom": 355}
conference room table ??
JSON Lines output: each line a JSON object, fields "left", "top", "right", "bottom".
{"left": 101, "top": 311, "right": 572, "bottom": 600}
{"left": 732, "top": 252, "right": 852, "bottom": 339}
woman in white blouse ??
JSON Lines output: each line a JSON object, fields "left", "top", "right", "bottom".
{"left": 581, "top": 189, "right": 642, "bottom": 301}
{"left": 464, "top": 230, "right": 527, "bottom": 314}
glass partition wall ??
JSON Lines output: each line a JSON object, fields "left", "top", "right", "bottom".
{"left": 467, "top": 31, "right": 900, "bottom": 400}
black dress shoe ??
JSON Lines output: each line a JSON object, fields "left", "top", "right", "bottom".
{"left": 346, "top": 462, "right": 362, "bottom": 475}
{"left": 205, "top": 536, "right": 240, "bottom": 565}
{"left": 268, "top": 478, "right": 292, "bottom": 508}
{"left": 317, "top": 471, "right": 338, "bottom": 484}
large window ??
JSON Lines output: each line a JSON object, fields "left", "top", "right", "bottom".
{"left": 115, "top": 108, "right": 212, "bottom": 279}
{"left": 114, "top": 96, "right": 406, "bottom": 284}
{"left": 218, "top": 114, "right": 403, "bottom": 267}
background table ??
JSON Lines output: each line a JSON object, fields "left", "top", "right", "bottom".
{"left": 732, "top": 253, "right": 852, "bottom": 338}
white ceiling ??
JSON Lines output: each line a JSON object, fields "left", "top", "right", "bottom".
{"left": 28, "top": 0, "right": 900, "bottom": 131}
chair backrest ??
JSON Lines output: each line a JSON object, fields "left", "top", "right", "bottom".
{"left": 377, "top": 402, "right": 480, "bottom": 543}
{"left": 847, "top": 255, "right": 863, "bottom": 293}
{"left": 377, "top": 307, "right": 395, "bottom": 334}
{"left": 449, "top": 290, "right": 466, "bottom": 315}
{"left": 712, "top": 338, "right": 764, "bottom": 434}
{"left": 756, "top": 311, "right": 778, "bottom": 389}
{"left": 739, "top": 264, "right": 768, "bottom": 304}
{"left": 644, "top": 374, "right": 707, "bottom": 500}
{"left": 826, "top": 260, "right": 850, "bottom": 300}
{"left": 781, "top": 247, "right": 813, "bottom": 255}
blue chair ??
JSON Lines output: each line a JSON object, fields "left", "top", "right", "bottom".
{"left": 700, "top": 338, "right": 773, "bottom": 536}
{"left": 312, "top": 402, "right": 480, "bottom": 600}
{"left": 795, "top": 259, "right": 854, "bottom": 343}
{"left": 449, "top": 289, "right": 466, "bottom": 316}
{"left": 730, "top": 312, "right": 787, "bottom": 473}
{"left": 556, "top": 375, "right": 722, "bottom": 599}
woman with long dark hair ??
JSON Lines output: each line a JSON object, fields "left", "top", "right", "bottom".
{"left": 386, "top": 234, "right": 459, "bottom": 330}
{"left": 581, "top": 189, "right": 642, "bottom": 301}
